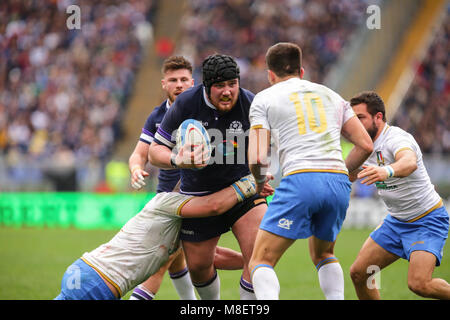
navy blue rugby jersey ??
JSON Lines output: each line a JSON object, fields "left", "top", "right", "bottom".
{"left": 140, "top": 99, "right": 180, "bottom": 193}
{"left": 154, "top": 84, "right": 255, "bottom": 195}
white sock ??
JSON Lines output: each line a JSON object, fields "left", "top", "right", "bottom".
{"left": 129, "top": 284, "right": 155, "bottom": 300}
{"left": 239, "top": 276, "right": 256, "bottom": 300}
{"left": 169, "top": 267, "right": 197, "bottom": 300}
{"left": 316, "top": 257, "right": 344, "bottom": 300}
{"left": 251, "top": 264, "right": 280, "bottom": 300}
{"left": 193, "top": 271, "right": 220, "bottom": 300}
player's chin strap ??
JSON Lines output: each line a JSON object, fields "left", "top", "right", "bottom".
{"left": 231, "top": 174, "right": 256, "bottom": 202}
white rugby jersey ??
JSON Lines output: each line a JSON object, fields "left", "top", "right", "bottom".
{"left": 82, "top": 192, "right": 193, "bottom": 297}
{"left": 364, "top": 124, "right": 442, "bottom": 222}
{"left": 249, "top": 77, "right": 355, "bottom": 176}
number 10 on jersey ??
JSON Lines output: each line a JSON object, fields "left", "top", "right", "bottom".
{"left": 289, "top": 92, "right": 327, "bottom": 135}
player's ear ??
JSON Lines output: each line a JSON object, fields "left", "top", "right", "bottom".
{"left": 267, "top": 70, "right": 275, "bottom": 84}
{"left": 300, "top": 67, "right": 305, "bottom": 79}
{"left": 161, "top": 78, "right": 166, "bottom": 90}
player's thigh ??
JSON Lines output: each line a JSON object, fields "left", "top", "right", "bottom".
{"left": 232, "top": 203, "right": 266, "bottom": 260}
{"left": 408, "top": 250, "right": 437, "bottom": 285}
{"left": 250, "top": 229, "right": 295, "bottom": 270}
{"left": 350, "top": 237, "right": 399, "bottom": 278}
{"left": 181, "top": 236, "right": 219, "bottom": 270}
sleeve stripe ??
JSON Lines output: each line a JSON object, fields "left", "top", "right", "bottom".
{"left": 394, "top": 147, "right": 414, "bottom": 157}
{"left": 156, "top": 127, "right": 174, "bottom": 142}
{"left": 142, "top": 128, "right": 153, "bottom": 136}
{"left": 155, "top": 132, "right": 175, "bottom": 148}
{"left": 177, "top": 196, "right": 196, "bottom": 216}
{"left": 139, "top": 133, "right": 153, "bottom": 144}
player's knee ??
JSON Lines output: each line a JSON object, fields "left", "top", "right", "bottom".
{"left": 408, "top": 277, "right": 431, "bottom": 297}
{"left": 349, "top": 263, "right": 367, "bottom": 285}
{"left": 188, "top": 258, "right": 214, "bottom": 276}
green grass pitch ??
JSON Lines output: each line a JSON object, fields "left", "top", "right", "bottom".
{"left": 0, "top": 226, "right": 448, "bottom": 300}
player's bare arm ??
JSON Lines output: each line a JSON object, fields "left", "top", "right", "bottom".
{"left": 341, "top": 116, "right": 373, "bottom": 181}
{"left": 248, "top": 127, "right": 274, "bottom": 194}
{"left": 129, "top": 141, "right": 150, "bottom": 189}
{"left": 180, "top": 174, "right": 256, "bottom": 218}
{"left": 358, "top": 148, "right": 417, "bottom": 185}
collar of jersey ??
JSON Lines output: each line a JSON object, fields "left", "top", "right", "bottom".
{"left": 165, "top": 99, "right": 171, "bottom": 110}
{"left": 374, "top": 123, "right": 390, "bottom": 147}
{"left": 203, "top": 87, "right": 217, "bottom": 110}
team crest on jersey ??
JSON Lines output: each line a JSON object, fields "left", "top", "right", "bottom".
{"left": 376, "top": 151, "right": 385, "bottom": 166}
{"left": 228, "top": 120, "right": 243, "bottom": 134}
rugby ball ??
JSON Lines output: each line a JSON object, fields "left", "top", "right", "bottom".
{"left": 176, "top": 119, "right": 212, "bottom": 164}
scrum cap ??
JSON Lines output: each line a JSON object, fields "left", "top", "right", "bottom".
{"left": 202, "top": 54, "right": 240, "bottom": 95}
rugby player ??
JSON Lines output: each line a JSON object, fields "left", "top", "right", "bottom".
{"left": 128, "top": 56, "right": 244, "bottom": 300}
{"left": 148, "top": 54, "right": 274, "bottom": 299}
{"left": 54, "top": 174, "right": 257, "bottom": 300}
{"left": 348, "top": 91, "right": 450, "bottom": 300}
{"left": 247, "top": 42, "right": 373, "bottom": 300}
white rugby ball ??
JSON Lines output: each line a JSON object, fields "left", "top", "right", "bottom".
{"left": 176, "top": 119, "right": 212, "bottom": 161}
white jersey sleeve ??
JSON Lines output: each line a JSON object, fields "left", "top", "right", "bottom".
{"left": 81, "top": 192, "right": 194, "bottom": 296}
{"left": 249, "top": 78, "right": 354, "bottom": 176}
{"left": 250, "top": 92, "right": 270, "bottom": 130}
{"left": 364, "top": 125, "right": 442, "bottom": 221}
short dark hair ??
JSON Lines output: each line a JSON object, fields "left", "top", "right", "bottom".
{"left": 350, "top": 91, "right": 386, "bottom": 121}
{"left": 162, "top": 56, "right": 193, "bottom": 74}
{"left": 266, "top": 42, "right": 302, "bottom": 78}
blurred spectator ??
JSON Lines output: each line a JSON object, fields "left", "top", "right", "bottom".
{"left": 177, "top": 0, "right": 374, "bottom": 93}
{"left": 0, "top": 0, "right": 156, "bottom": 191}
{"left": 393, "top": 9, "right": 449, "bottom": 154}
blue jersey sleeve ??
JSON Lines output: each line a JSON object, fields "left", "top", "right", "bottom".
{"left": 139, "top": 112, "right": 156, "bottom": 145}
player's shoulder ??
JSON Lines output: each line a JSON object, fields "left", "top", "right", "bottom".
{"left": 385, "top": 125, "right": 413, "bottom": 140}
{"left": 384, "top": 125, "right": 419, "bottom": 151}
{"left": 239, "top": 87, "right": 255, "bottom": 102}
{"left": 176, "top": 84, "right": 203, "bottom": 103}
{"left": 147, "top": 192, "right": 193, "bottom": 216}
{"left": 307, "top": 80, "right": 344, "bottom": 101}
{"left": 147, "top": 100, "right": 168, "bottom": 121}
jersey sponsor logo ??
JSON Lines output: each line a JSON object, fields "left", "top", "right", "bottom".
{"left": 375, "top": 181, "right": 398, "bottom": 190}
{"left": 278, "top": 218, "right": 293, "bottom": 230}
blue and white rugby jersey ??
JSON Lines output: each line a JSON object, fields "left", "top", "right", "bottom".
{"left": 82, "top": 192, "right": 194, "bottom": 297}
{"left": 140, "top": 99, "right": 180, "bottom": 193}
{"left": 363, "top": 123, "right": 443, "bottom": 222}
{"left": 154, "top": 84, "right": 255, "bottom": 195}
{"left": 249, "top": 78, "right": 355, "bottom": 177}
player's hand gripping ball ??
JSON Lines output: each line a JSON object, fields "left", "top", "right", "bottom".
{"left": 175, "top": 119, "right": 212, "bottom": 170}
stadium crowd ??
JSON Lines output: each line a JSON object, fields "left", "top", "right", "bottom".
{"left": 0, "top": 0, "right": 156, "bottom": 190}
{"left": 0, "top": 0, "right": 447, "bottom": 192}
{"left": 178, "top": 0, "right": 374, "bottom": 93}
{"left": 393, "top": 9, "right": 449, "bottom": 155}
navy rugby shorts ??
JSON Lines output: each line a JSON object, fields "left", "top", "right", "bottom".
{"left": 180, "top": 194, "right": 266, "bottom": 242}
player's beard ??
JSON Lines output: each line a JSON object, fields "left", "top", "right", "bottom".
{"left": 168, "top": 91, "right": 181, "bottom": 104}
{"left": 367, "top": 120, "right": 379, "bottom": 140}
